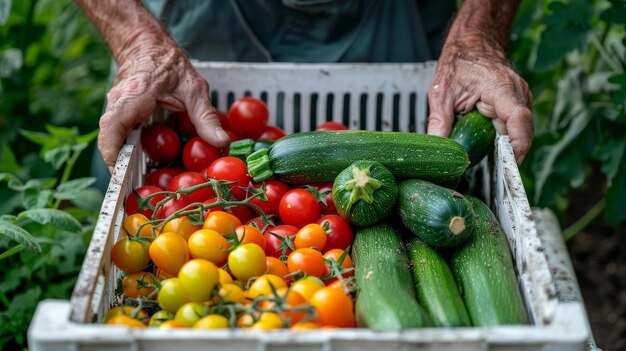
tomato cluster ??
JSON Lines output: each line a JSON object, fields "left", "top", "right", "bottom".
{"left": 107, "top": 98, "right": 355, "bottom": 330}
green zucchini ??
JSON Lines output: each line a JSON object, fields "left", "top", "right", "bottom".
{"left": 449, "top": 109, "right": 496, "bottom": 167}
{"left": 407, "top": 238, "right": 471, "bottom": 327}
{"left": 352, "top": 223, "right": 424, "bottom": 330}
{"left": 450, "top": 196, "right": 528, "bottom": 326}
{"left": 254, "top": 140, "right": 274, "bottom": 152}
{"left": 246, "top": 131, "right": 469, "bottom": 184}
{"left": 332, "top": 161, "right": 397, "bottom": 226}
{"left": 397, "top": 179, "right": 475, "bottom": 248}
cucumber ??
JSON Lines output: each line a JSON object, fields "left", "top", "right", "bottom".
{"left": 246, "top": 130, "right": 469, "bottom": 184}
{"left": 397, "top": 179, "right": 475, "bottom": 248}
{"left": 450, "top": 196, "right": 528, "bottom": 326}
{"left": 449, "top": 109, "right": 496, "bottom": 167}
{"left": 352, "top": 223, "right": 424, "bottom": 330}
{"left": 407, "top": 238, "right": 471, "bottom": 327}
{"left": 332, "top": 161, "right": 397, "bottom": 226}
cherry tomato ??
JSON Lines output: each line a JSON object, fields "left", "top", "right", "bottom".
{"left": 123, "top": 213, "right": 155, "bottom": 238}
{"left": 157, "top": 278, "right": 191, "bottom": 313}
{"left": 175, "top": 302, "right": 206, "bottom": 327}
{"left": 155, "top": 267, "right": 176, "bottom": 281}
{"left": 155, "top": 195, "right": 192, "bottom": 220}
{"left": 141, "top": 123, "right": 181, "bottom": 164}
{"left": 322, "top": 249, "right": 354, "bottom": 282}
{"left": 161, "top": 216, "right": 202, "bottom": 241}
{"left": 103, "top": 306, "right": 148, "bottom": 323}
{"left": 225, "top": 130, "right": 241, "bottom": 142}
{"left": 309, "top": 182, "right": 337, "bottom": 215}
{"left": 290, "top": 278, "right": 323, "bottom": 302}
{"left": 227, "top": 97, "right": 269, "bottom": 139}
{"left": 148, "top": 310, "right": 174, "bottom": 327}
{"left": 291, "top": 321, "right": 318, "bottom": 330}
{"left": 144, "top": 168, "right": 178, "bottom": 190}
{"left": 182, "top": 136, "right": 221, "bottom": 172}
{"left": 287, "top": 248, "right": 325, "bottom": 278}
{"left": 159, "top": 320, "right": 186, "bottom": 329}
{"left": 193, "top": 314, "right": 229, "bottom": 329}
{"left": 235, "top": 225, "right": 266, "bottom": 251}
{"left": 279, "top": 189, "right": 321, "bottom": 228}
{"left": 316, "top": 214, "right": 353, "bottom": 252}
{"left": 216, "top": 109, "right": 229, "bottom": 130}
{"left": 249, "top": 312, "right": 284, "bottom": 330}
{"left": 264, "top": 224, "right": 298, "bottom": 259}
{"left": 258, "top": 125, "right": 286, "bottom": 141}
{"left": 203, "top": 210, "right": 242, "bottom": 235}
{"left": 265, "top": 256, "right": 289, "bottom": 278}
{"left": 327, "top": 279, "right": 355, "bottom": 293}
{"left": 104, "top": 314, "right": 146, "bottom": 328}
{"left": 187, "top": 228, "right": 231, "bottom": 266}
{"left": 149, "top": 231, "right": 190, "bottom": 276}
{"left": 168, "top": 110, "right": 198, "bottom": 139}
{"left": 125, "top": 185, "right": 166, "bottom": 218}
{"left": 167, "top": 171, "right": 214, "bottom": 204}
{"left": 249, "top": 180, "right": 291, "bottom": 217}
{"left": 203, "top": 198, "right": 254, "bottom": 224}
{"left": 122, "top": 271, "right": 157, "bottom": 298}
{"left": 276, "top": 287, "right": 307, "bottom": 325}
{"left": 217, "top": 283, "right": 247, "bottom": 304}
{"left": 218, "top": 268, "right": 234, "bottom": 284}
{"left": 205, "top": 156, "right": 251, "bottom": 200}
{"left": 315, "top": 121, "right": 348, "bottom": 131}
{"left": 178, "top": 259, "right": 219, "bottom": 302}
{"left": 294, "top": 223, "right": 327, "bottom": 251}
{"left": 245, "top": 216, "right": 274, "bottom": 233}
{"left": 111, "top": 237, "right": 150, "bottom": 273}
{"left": 248, "top": 274, "right": 287, "bottom": 298}
{"left": 228, "top": 243, "right": 266, "bottom": 283}
{"left": 310, "top": 287, "right": 355, "bottom": 327}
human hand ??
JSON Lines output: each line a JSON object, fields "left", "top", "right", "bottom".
{"left": 426, "top": 36, "right": 533, "bottom": 164}
{"left": 98, "top": 43, "right": 230, "bottom": 169}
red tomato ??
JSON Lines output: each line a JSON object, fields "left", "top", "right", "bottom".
{"left": 315, "top": 121, "right": 348, "bottom": 131}
{"left": 155, "top": 195, "right": 191, "bottom": 220}
{"left": 258, "top": 125, "right": 286, "bottom": 141}
{"left": 316, "top": 214, "right": 353, "bottom": 252}
{"left": 227, "top": 97, "right": 269, "bottom": 139}
{"left": 264, "top": 224, "right": 298, "bottom": 258}
{"left": 279, "top": 189, "right": 321, "bottom": 228}
{"left": 168, "top": 111, "right": 197, "bottom": 139}
{"left": 309, "top": 182, "right": 337, "bottom": 215}
{"left": 167, "top": 171, "right": 214, "bottom": 203}
{"left": 141, "top": 124, "right": 181, "bottom": 164}
{"left": 203, "top": 198, "right": 254, "bottom": 224}
{"left": 249, "top": 180, "right": 291, "bottom": 217}
{"left": 216, "top": 109, "right": 229, "bottom": 131}
{"left": 182, "top": 137, "right": 221, "bottom": 172}
{"left": 125, "top": 185, "right": 166, "bottom": 218}
{"left": 144, "top": 168, "right": 178, "bottom": 190}
{"left": 204, "top": 156, "right": 251, "bottom": 200}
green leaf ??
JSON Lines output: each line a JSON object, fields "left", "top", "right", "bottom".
{"left": 596, "top": 139, "right": 626, "bottom": 182}
{"left": 45, "top": 124, "right": 79, "bottom": 140}
{"left": 0, "top": 144, "right": 20, "bottom": 173}
{"left": 16, "top": 208, "right": 82, "bottom": 232}
{"left": 54, "top": 177, "right": 97, "bottom": 200}
{"left": 0, "top": 0, "right": 11, "bottom": 26}
{"left": 43, "top": 145, "right": 70, "bottom": 170}
{"left": 22, "top": 188, "right": 52, "bottom": 209}
{"left": 69, "top": 187, "right": 103, "bottom": 213}
{"left": 0, "top": 172, "right": 17, "bottom": 183}
{"left": 0, "top": 221, "right": 41, "bottom": 253}
{"left": 605, "top": 155, "right": 626, "bottom": 226}
{"left": 601, "top": 0, "right": 626, "bottom": 25}
{"left": 19, "top": 129, "right": 54, "bottom": 147}
{"left": 76, "top": 129, "right": 99, "bottom": 144}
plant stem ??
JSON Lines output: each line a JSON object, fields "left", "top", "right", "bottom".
{"left": 589, "top": 28, "right": 622, "bottom": 73}
{"left": 563, "top": 199, "right": 605, "bottom": 241}
{"left": 0, "top": 244, "right": 25, "bottom": 261}
{"left": 0, "top": 290, "right": 10, "bottom": 309}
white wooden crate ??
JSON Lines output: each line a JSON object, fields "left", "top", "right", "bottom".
{"left": 28, "top": 62, "right": 595, "bottom": 351}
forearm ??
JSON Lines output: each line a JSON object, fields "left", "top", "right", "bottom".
{"left": 74, "top": 0, "right": 178, "bottom": 63}
{"left": 444, "top": 0, "right": 520, "bottom": 57}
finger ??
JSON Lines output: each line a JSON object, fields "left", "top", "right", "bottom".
{"left": 183, "top": 77, "right": 230, "bottom": 147}
{"left": 426, "top": 83, "right": 455, "bottom": 137}
{"left": 98, "top": 110, "right": 133, "bottom": 171}
{"left": 492, "top": 94, "right": 534, "bottom": 164}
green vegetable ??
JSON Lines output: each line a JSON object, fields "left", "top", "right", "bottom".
{"left": 398, "top": 179, "right": 475, "bottom": 247}
{"left": 407, "top": 238, "right": 471, "bottom": 327}
{"left": 449, "top": 109, "right": 496, "bottom": 167}
{"left": 332, "top": 161, "right": 397, "bottom": 226}
{"left": 450, "top": 196, "right": 528, "bottom": 326}
{"left": 352, "top": 223, "right": 425, "bottom": 330}
{"left": 246, "top": 131, "right": 469, "bottom": 185}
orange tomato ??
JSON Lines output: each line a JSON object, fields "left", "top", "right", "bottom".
{"left": 265, "top": 256, "right": 289, "bottom": 278}
{"left": 111, "top": 237, "right": 150, "bottom": 274}
{"left": 294, "top": 223, "right": 327, "bottom": 251}
{"left": 310, "top": 287, "right": 355, "bottom": 328}
{"left": 104, "top": 314, "right": 145, "bottom": 328}
{"left": 235, "top": 225, "right": 266, "bottom": 251}
{"left": 123, "top": 213, "right": 156, "bottom": 238}
{"left": 162, "top": 216, "right": 202, "bottom": 240}
{"left": 203, "top": 211, "right": 241, "bottom": 235}
{"left": 287, "top": 248, "right": 325, "bottom": 278}
{"left": 122, "top": 271, "right": 157, "bottom": 298}
{"left": 149, "top": 232, "right": 190, "bottom": 276}
{"left": 290, "top": 278, "right": 323, "bottom": 302}
{"left": 187, "top": 229, "right": 231, "bottom": 266}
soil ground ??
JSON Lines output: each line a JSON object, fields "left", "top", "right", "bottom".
{"left": 564, "top": 179, "right": 626, "bottom": 351}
